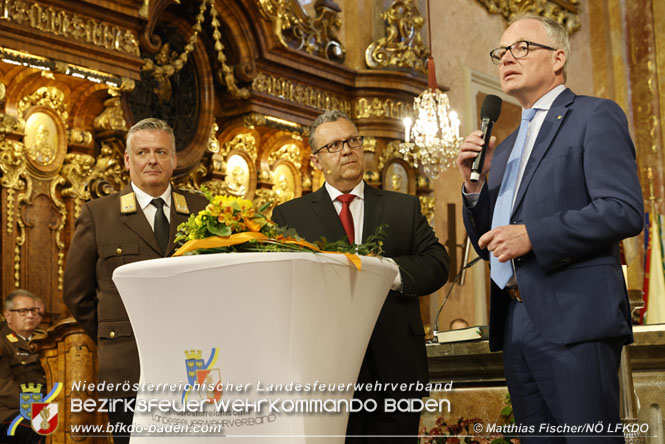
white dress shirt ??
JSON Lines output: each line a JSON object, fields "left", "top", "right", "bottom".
{"left": 131, "top": 182, "right": 172, "bottom": 230}
{"left": 323, "top": 181, "right": 402, "bottom": 291}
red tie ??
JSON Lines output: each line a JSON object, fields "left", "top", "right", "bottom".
{"left": 336, "top": 193, "right": 356, "bottom": 244}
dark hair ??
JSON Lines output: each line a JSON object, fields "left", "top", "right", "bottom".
{"left": 309, "top": 110, "right": 357, "bottom": 150}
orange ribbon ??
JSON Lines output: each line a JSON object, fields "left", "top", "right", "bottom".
{"left": 173, "top": 233, "right": 362, "bottom": 271}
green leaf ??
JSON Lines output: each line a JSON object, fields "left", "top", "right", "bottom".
{"left": 206, "top": 218, "right": 231, "bottom": 237}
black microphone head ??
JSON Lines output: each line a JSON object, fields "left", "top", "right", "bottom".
{"left": 481, "top": 95, "right": 502, "bottom": 122}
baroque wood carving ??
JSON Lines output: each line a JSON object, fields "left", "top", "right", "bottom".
{"left": 365, "top": 0, "right": 429, "bottom": 73}
{"left": 476, "top": 0, "right": 581, "bottom": 33}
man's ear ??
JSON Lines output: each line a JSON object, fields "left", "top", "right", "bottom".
{"left": 553, "top": 49, "right": 566, "bottom": 75}
{"left": 310, "top": 154, "right": 321, "bottom": 170}
{"left": 123, "top": 151, "right": 130, "bottom": 170}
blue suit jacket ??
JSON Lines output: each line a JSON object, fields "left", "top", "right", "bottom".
{"left": 463, "top": 88, "right": 644, "bottom": 351}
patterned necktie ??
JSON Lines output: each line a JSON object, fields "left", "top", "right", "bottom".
{"left": 336, "top": 194, "right": 356, "bottom": 244}
{"left": 490, "top": 107, "right": 538, "bottom": 289}
{"left": 151, "top": 198, "right": 169, "bottom": 254}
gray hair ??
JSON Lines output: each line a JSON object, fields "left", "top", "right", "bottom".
{"left": 4, "top": 289, "right": 44, "bottom": 310}
{"left": 309, "top": 110, "right": 358, "bottom": 150}
{"left": 126, "top": 118, "right": 176, "bottom": 156}
{"left": 510, "top": 14, "right": 569, "bottom": 80}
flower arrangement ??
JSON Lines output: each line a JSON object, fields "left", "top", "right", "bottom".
{"left": 419, "top": 395, "right": 519, "bottom": 444}
{"left": 419, "top": 417, "right": 518, "bottom": 444}
{"left": 173, "top": 188, "right": 385, "bottom": 264}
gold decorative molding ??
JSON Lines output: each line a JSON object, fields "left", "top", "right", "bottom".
{"left": 257, "top": 0, "right": 345, "bottom": 63}
{"left": 141, "top": 0, "right": 249, "bottom": 101}
{"left": 68, "top": 129, "right": 93, "bottom": 148}
{"left": 200, "top": 178, "right": 227, "bottom": 195}
{"left": 61, "top": 153, "right": 95, "bottom": 219}
{"left": 353, "top": 97, "right": 411, "bottom": 120}
{"left": 252, "top": 72, "right": 352, "bottom": 114}
{"left": 0, "top": 139, "right": 29, "bottom": 287}
{"left": 17, "top": 87, "right": 68, "bottom": 125}
{"left": 62, "top": 141, "right": 128, "bottom": 203}
{"left": 475, "top": 0, "right": 581, "bottom": 34}
{"left": 175, "top": 163, "right": 211, "bottom": 192}
{"left": 418, "top": 195, "right": 435, "bottom": 226}
{"left": 268, "top": 143, "right": 301, "bottom": 169}
{"left": 363, "top": 136, "right": 377, "bottom": 153}
{"left": 378, "top": 140, "right": 414, "bottom": 170}
{"left": 3, "top": 90, "right": 70, "bottom": 288}
{"left": 208, "top": 1, "right": 250, "bottom": 99}
{"left": 207, "top": 123, "right": 221, "bottom": 154}
{"left": 0, "top": 113, "right": 25, "bottom": 134}
{"left": 222, "top": 133, "right": 258, "bottom": 163}
{"left": 365, "top": 0, "right": 429, "bottom": 73}
{"left": 0, "top": 0, "right": 140, "bottom": 56}
{"left": 242, "top": 113, "right": 268, "bottom": 129}
{"left": 93, "top": 97, "right": 128, "bottom": 132}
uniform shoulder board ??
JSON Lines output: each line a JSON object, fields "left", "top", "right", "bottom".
{"left": 5, "top": 332, "right": 18, "bottom": 343}
{"left": 120, "top": 192, "right": 137, "bottom": 214}
{"left": 172, "top": 192, "right": 190, "bottom": 214}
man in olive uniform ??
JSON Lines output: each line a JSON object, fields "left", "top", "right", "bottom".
{"left": 64, "top": 118, "right": 208, "bottom": 443}
{"left": 0, "top": 289, "right": 46, "bottom": 443}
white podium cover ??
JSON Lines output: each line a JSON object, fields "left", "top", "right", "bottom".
{"left": 112, "top": 252, "right": 397, "bottom": 442}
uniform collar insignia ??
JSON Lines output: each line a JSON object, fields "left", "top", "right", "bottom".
{"left": 120, "top": 192, "right": 137, "bottom": 214}
{"left": 6, "top": 332, "right": 18, "bottom": 342}
{"left": 172, "top": 192, "right": 190, "bottom": 214}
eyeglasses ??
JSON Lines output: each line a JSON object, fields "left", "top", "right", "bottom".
{"left": 313, "top": 136, "right": 364, "bottom": 155}
{"left": 490, "top": 40, "right": 556, "bottom": 65}
{"left": 8, "top": 308, "right": 43, "bottom": 316}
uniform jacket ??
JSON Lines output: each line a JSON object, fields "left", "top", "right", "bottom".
{"left": 63, "top": 185, "right": 208, "bottom": 394}
{"left": 0, "top": 322, "right": 46, "bottom": 422}
{"left": 463, "top": 89, "right": 644, "bottom": 351}
{"left": 272, "top": 183, "right": 449, "bottom": 392}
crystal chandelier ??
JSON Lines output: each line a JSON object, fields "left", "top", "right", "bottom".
{"left": 398, "top": 0, "right": 461, "bottom": 179}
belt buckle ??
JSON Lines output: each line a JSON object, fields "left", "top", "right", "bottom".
{"left": 507, "top": 286, "right": 522, "bottom": 303}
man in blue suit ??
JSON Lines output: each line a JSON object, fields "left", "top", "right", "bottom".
{"left": 457, "top": 15, "right": 643, "bottom": 443}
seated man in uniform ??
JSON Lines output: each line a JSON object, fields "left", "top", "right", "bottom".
{"left": 0, "top": 289, "right": 47, "bottom": 443}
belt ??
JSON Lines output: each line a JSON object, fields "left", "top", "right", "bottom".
{"left": 506, "top": 286, "right": 522, "bottom": 303}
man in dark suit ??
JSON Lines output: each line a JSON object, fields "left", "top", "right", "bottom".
{"left": 272, "top": 110, "right": 449, "bottom": 443}
{"left": 457, "top": 15, "right": 644, "bottom": 443}
{"left": 63, "top": 118, "right": 208, "bottom": 443}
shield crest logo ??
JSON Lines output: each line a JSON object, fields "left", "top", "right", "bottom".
{"left": 19, "top": 390, "right": 42, "bottom": 420}
{"left": 185, "top": 350, "right": 205, "bottom": 385}
{"left": 196, "top": 368, "right": 223, "bottom": 403}
{"left": 31, "top": 403, "right": 58, "bottom": 435}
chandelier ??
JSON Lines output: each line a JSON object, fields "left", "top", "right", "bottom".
{"left": 398, "top": 0, "right": 461, "bottom": 179}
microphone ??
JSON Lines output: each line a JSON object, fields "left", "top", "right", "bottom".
{"left": 432, "top": 254, "right": 482, "bottom": 335}
{"left": 470, "top": 95, "right": 502, "bottom": 182}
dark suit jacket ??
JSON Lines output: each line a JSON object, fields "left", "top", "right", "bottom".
{"left": 463, "top": 89, "right": 644, "bottom": 351}
{"left": 272, "top": 183, "right": 449, "bottom": 390}
{"left": 63, "top": 184, "right": 208, "bottom": 394}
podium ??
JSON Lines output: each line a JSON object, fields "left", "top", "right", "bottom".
{"left": 113, "top": 252, "right": 397, "bottom": 443}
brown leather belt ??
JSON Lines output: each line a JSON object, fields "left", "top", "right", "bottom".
{"left": 506, "top": 286, "right": 522, "bottom": 303}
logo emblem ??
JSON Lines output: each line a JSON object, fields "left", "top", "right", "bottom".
{"left": 31, "top": 402, "right": 58, "bottom": 435}
{"left": 8, "top": 383, "right": 62, "bottom": 437}
{"left": 182, "top": 348, "right": 221, "bottom": 403}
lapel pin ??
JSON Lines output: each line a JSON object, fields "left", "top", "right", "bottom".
{"left": 557, "top": 115, "right": 562, "bottom": 119}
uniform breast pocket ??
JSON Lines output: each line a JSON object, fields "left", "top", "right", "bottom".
{"left": 101, "top": 242, "right": 140, "bottom": 284}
